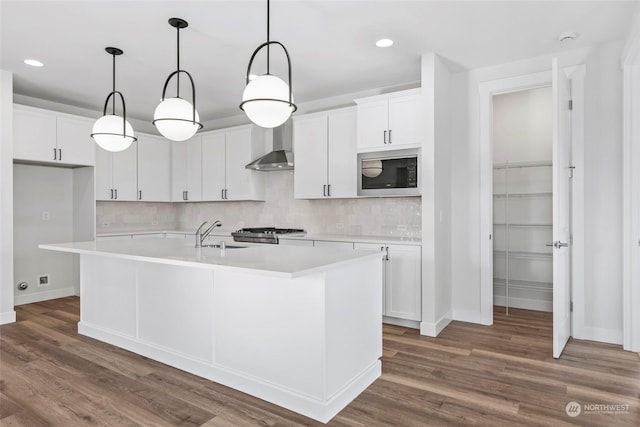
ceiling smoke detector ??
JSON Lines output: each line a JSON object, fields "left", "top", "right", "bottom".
{"left": 558, "top": 31, "right": 578, "bottom": 43}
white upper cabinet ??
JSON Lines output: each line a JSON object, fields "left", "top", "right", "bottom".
{"left": 13, "top": 104, "right": 95, "bottom": 166}
{"left": 95, "top": 142, "right": 138, "bottom": 201}
{"left": 171, "top": 136, "right": 202, "bottom": 202}
{"left": 355, "top": 89, "right": 422, "bottom": 152}
{"left": 294, "top": 107, "right": 357, "bottom": 199}
{"left": 137, "top": 133, "right": 171, "bottom": 202}
{"left": 201, "top": 125, "right": 265, "bottom": 201}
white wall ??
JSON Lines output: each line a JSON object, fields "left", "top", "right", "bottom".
{"left": 451, "top": 41, "right": 625, "bottom": 344}
{"left": 493, "top": 87, "right": 552, "bottom": 164}
{"left": 420, "top": 53, "right": 453, "bottom": 336}
{"left": 0, "top": 70, "right": 15, "bottom": 324}
{"left": 13, "top": 165, "right": 76, "bottom": 305}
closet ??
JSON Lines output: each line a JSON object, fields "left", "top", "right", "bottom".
{"left": 492, "top": 87, "right": 553, "bottom": 313}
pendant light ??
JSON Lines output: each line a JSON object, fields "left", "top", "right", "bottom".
{"left": 91, "top": 47, "right": 136, "bottom": 152}
{"left": 240, "top": 0, "right": 297, "bottom": 128}
{"left": 153, "top": 18, "right": 203, "bottom": 141}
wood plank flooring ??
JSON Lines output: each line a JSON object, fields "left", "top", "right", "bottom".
{"left": 1, "top": 298, "right": 639, "bottom": 426}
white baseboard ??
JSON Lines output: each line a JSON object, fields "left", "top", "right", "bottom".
{"left": 14, "top": 287, "right": 75, "bottom": 306}
{"left": 420, "top": 311, "right": 452, "bottom": 337}
{"left": 493, "top": 295, "right": 552, "bottom": 312}
{"left": 0, "top": 310, "right": 16, "bottom": 324}
{"left": 452, "top": 309, "right": 483, "bottom": 324}
{"left": 383, "top": 316, "right": 420, "bottom": 329}
{"left": 574, "top": 326, "right": 623, "bottom": 345}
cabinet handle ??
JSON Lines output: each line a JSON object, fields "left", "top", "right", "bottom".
{"left": 383, "top": 130, "right": 387, "bottom": 144}
{"left": 53, "top": 147, "right": 57, "bottom": 160}
{"left": 385, "top": 246, "right": 389, "bottom": 261}
{"left": 114, "top": 189, "right": 118, "bottom": 200}
{"left": 388, "top": 130, "right": 392, "bottom": 144}
{"left": 138, "top": 190, "right": 142, "bottom": 200}
{"left": 58, "top": 148, "right": 62, "bottom": 160}
{"left": 225, "top": 189, "right": 228, "bottom": 199}
{"left": 183, "top": 190, "right": 187, "bottom": 201}
{"left": 327, "top": 184, "right": 331, "bottom": 197}
{"left": 110, "top": 189, "right": 114, "bottom": 200}
{"left": 323, "top": 185, "right": 327, "bottom": 197}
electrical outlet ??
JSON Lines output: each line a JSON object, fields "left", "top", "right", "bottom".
{"left": 38, "top": 275, "right": 50, "bottom": 287}
{"left": 397, "top": 225, "right": 407, "bottom": 231}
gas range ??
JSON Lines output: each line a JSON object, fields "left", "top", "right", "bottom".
{"left": 231, "top": 227, "right": 306, "bottom": 244}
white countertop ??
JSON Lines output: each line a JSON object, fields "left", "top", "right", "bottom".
{"left": 40, "top": 238, "right": 381, "bottom": 279}
{"left": 96, "top": 230, "right": 421, "bottom": 245}
{"left": 279, "top": 233, "right": 422, "bottom": 245}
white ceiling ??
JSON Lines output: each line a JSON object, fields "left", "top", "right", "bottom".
{"left": 1, "top": 1, "right": 637, "bottom": 123}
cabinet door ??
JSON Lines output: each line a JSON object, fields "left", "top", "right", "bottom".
{"left": 327, "top": 109, "right": 357, "bottom": 198}
{"left": 186, "top": 137, "right": 202, "bottom": 201}
{"left": 385, "top": 244, "right": 421, "bottom": 321}
{"left": 137, "top": 134, "right": 171, "bottom": 201}
{"left": 171, "top": 137, "right": 202, "bottom": 202}
{"left": 225, "top": 127, "right": 259, "bottom": 200}
{"left": 201, "top": 132, "right": 226, "bottom": 201}
{"left": 112, "top": 142, "right": 138, "bottom": 201}
{"left": 95, "top": 148, "right": 114, "bottom": 201}
{"left": 388, "top": 94, "right": 422, "bottom": 148}
{"left": 13, "top": 106, "right": 57, "bottom": 162}
{"left": 293, "top": 115, "right": 328, "bottom": 199}
{"left": 56, "top": 115, "right": 95, "bottom": 166}
{"left": 171, "top": 140, "right": 188, "bottom": 201}
{"left": 356, "top": 100, "right": 388, "bottom": 152}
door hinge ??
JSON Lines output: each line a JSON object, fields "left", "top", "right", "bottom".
{"left": 570, "top": 301, "right": 573, "bottom": 313}
{"left": 568, "top": 100, "right": 573, "bottom": 110}
{"left": 569, "top": 166, "right": 575, "bottom": 179}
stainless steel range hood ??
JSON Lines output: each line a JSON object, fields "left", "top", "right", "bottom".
{"left": 245, "top": 120, "right": 294, "bottom": 171}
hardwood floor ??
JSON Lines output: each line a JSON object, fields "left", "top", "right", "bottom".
{"left": 1, "top": 298, "right": 638, "bottom": 426}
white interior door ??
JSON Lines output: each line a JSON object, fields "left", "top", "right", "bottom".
{"left": 552, "top": 58, "right": 572, "bottom": 358}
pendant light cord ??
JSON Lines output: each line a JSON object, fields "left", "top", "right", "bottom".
{"left": 111, "top": 52, "right": 116, "bottom": 115}
{"left": 176, "top": 26, "right": 181, "bottom": 98}
{"left": 266, "top": 0, "right": 270, "bottom": 74}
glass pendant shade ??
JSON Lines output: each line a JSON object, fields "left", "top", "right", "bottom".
{"left": 91, "top": 47, "right": 136, "bottom": 152}
{"left": 153, "top": 97, "right": 201, "bottom": 141}
{"left": 242, "top": 74, "right": 294, "bottom": 128}
{"left": 92, "top": 114, "right": 135, "bottom": 152}
{"left": 362, "top": 160, "right": 383, "bottom": 178}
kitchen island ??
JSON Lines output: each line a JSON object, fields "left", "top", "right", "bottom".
{"left": 40, "top": 238, "right": 383, "bottom": 423}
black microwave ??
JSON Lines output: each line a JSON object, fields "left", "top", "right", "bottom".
{"left": 357, "top": 149, "right": 420, "bottom": 196}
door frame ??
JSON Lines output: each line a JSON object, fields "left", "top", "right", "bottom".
{"left": 478, "top": 66, "right": 586, "bottom": 327}
{"left": 623, "top": 24, "right": 640, "bottom": 352}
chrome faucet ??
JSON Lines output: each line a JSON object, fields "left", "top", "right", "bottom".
{"left": 195, "top": 220, "right": 222, "bottom": 248}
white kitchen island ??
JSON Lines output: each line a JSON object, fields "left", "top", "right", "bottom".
{"left": 40, "top": 238, "right": 383, "bottom": 423}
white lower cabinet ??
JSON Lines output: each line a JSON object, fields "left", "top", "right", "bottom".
{"left": 354, "top": 243, "right": 421, "bottom": 322}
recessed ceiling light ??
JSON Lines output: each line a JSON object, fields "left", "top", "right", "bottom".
{"left": 558, "top": 31, "right": 578, "bottom": 43}
{"left": 376, "top": 38, "right": 394, "bottom": 48}
{"left": 24, "top": 59, "right": 44, "bottom": 67}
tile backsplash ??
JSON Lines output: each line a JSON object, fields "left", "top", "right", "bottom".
{"left": 97, "top": 171, "right": 421, "bottom": 237}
